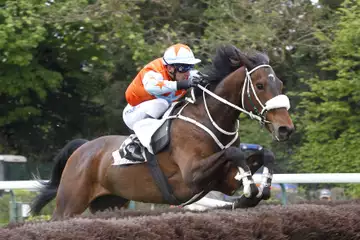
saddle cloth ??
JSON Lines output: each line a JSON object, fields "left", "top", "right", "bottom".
{"left": 112, "top": 102, "right": 179, "bottom": 166}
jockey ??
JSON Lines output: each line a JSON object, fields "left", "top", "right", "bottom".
{"left": 122, "top": 43, "right": 204, "bottom": 161}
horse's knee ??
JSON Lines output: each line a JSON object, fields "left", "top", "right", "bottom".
{"left": 262, "top": 149, "right": 275, "bottom": 167}
{"left": 263, "top": 149, "right": 275, "bottom": 160}
{"left": 225, "top": 147, "right": 245, "bottom": 164}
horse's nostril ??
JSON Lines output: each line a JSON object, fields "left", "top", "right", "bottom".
{"left": 278, "top": 126, "right": 293, "bottom": 136}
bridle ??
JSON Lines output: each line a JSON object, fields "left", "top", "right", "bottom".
{"left": 168, "top": 65, "right": 291, "bottom": 149}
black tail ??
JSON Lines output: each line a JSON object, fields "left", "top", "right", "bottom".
{"left": 30, "top": 138, "right": 88, "bottom": 215}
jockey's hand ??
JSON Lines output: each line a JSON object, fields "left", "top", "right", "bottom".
{"left": 176, "top": 70, "right": 208, "bottom": 90}
{"left": 188, "top": 70, "right": 208, "bottom": 87}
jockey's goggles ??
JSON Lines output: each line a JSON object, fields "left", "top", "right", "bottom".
{"left": 173, "top": 64, "right": 194, "bottom": 73}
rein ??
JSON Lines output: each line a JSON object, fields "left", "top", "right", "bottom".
{"left": 167, "top": 65, "right": 291, "bottom": 149}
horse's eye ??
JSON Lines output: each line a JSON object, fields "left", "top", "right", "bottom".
{"left": 256, "top": 83, "right": 264, "bottom": 90}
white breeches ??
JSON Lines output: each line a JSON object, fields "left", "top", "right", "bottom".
{"left": 122, "top": 98, "right": 170, "bottom": 130}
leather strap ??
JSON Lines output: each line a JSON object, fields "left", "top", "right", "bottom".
{"left": 145, "top": 149, "right": 180, "bottom": 205}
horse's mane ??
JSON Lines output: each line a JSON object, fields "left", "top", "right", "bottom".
{"left": 202, "top": 44, "right": 270, "bottom": 86}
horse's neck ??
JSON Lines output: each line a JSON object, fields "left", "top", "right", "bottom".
{"left": 206, "top": 67, "right": 245, "bottom": 132}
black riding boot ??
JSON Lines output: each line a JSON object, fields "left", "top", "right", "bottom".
{"left": 124, "top": 142, "right": 144, "bottom": 162}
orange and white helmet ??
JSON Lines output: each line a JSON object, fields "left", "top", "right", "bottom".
{"left": 162, "top": 43, "right": 201, "bottom": 65}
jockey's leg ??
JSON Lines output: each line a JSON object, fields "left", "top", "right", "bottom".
{"left": 122, "top": 98, "right": 170, "bottom": 130}
{"left": 122, "top": 99, "right": 169, "bottom": 161}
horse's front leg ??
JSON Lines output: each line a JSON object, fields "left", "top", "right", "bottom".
{"left": 186, "top": 147, "right": 258, "bottom": 198}
{"left": 185, "top": 150, "right": 229, "bottom": 193}
{"left": 228, "top": 148, "right": 275, "bottom": 208}
{"left": 225, "top": 147, "right": 259, "bottom": 198}
{"left": 246, "top": 148, "right": 275, "bottom": 200}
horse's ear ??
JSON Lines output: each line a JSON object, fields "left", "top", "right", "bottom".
{"left": 229, "top": 45, "right": 244, "bottom": 67}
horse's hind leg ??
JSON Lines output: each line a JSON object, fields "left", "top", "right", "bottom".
{"left": 51, "top": 179, "right": 91, "bottom": 220}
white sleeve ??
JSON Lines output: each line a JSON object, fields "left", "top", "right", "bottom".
{"left": 142, "top": 70, "right": 177, "bottom": 95}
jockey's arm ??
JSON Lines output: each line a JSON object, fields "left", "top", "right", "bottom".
{"left": 143, "top": 71, "right": 177, "bottom": 95}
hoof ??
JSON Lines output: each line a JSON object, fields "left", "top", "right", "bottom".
{"left": 244, "top": 183, "right": 259, "bottom": 198}
{"left": 261, "top": 186, "right": 271, "bottom": 200}
{"left": 233, "top": 195, "right": 262, "bottom": 208}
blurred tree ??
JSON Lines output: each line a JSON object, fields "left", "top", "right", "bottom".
{"left": 0, "top": 0, "right": 145, "bottom": 174}
{"left": 195, "top": 0, "right": 337, "bottom": 171}
{"left": 291, "top": 0, "right": 360, "bottom": 179}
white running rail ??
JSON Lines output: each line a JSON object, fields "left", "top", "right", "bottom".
{"left": 1, "top": 173, "right": 360, "bottom": 190}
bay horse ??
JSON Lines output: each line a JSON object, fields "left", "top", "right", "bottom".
{"left": 31, "top": 44, "right": 294, "bottom": 219}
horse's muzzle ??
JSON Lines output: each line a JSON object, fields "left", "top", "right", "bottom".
{"left": 277, "top": 125, "right": 294, "bottom": 141}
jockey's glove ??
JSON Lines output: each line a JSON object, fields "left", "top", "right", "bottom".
{"left": 176, "top": 79, "right": 191, "bottom": 90}
{"left": 177, "top": 70, "right": 208, "bottom": 90}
